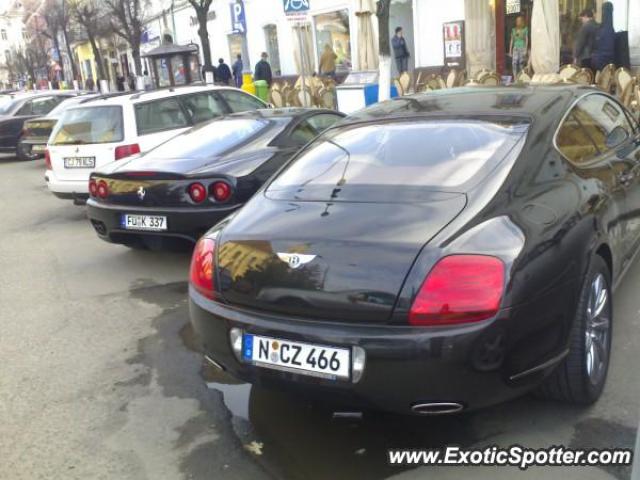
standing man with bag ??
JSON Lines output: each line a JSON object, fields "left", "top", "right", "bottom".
{"left": 574, "top": 9, "right": 598, "bottom": 68}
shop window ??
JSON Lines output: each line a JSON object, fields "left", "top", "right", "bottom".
{"left": 171, "top": 55, "right": 187, "bottom": 85}
{"left": 228, "top": 34, "right": 243, "bottom": 65}
{"left": 156, "top": 58, "right": 171, "bottom": 87}
{"left": 313, "top": 10, "right": 351, "bottom": 72}
{"left": 264, "top": 24, "right": 281, "bottom": 76}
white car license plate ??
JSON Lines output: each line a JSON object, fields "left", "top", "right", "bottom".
{"left": 121, "top": 214, "right": 167, "bottom": 231}
{"left": 64, "top": 156, "right": 95, "bottom": 168}
{"left": 32, "top": 144, "right": 45, "bottom": 152}
{"left": 242, "top": 334, "right": 351, "bottom": 380}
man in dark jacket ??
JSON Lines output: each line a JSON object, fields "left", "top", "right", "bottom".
{"left": 254, "top": 52, "right": 273, "bottom": 86}
{"left": 391, "top": 26, "right": 410, "bottom": 74}
{"left": 574, "top": 9, "right": 598, "bottom": 68}
{"left": 592, "top": 2, "right": 616, "bottom": 70}
{"left": 217, "top": 58, "right": 232, "bottom": 85}
{"left": 232, "top": 54, "right": 243, "bottom": 88}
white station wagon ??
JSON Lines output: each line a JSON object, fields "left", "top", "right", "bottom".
{"left": 45, "top": 85, "right": 268, "bottom": 201}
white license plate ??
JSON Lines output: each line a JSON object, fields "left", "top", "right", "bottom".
{"left": 32, "top": 144, "right": 45, "bottom": 152}
{"left": 121, "top": 214, "right": 167, "bottom": 231}
{"left": 64, "top": 156, "right": 95, "bottom": 168}
{"left": 242, "top": 334, "right": 351, "bottom": 380}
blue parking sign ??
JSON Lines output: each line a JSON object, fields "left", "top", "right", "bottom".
{"left": 283, "top": 0, "right": 310, "bottom": 14}
{"left": 230, "top": 0, "right": 247, "bottom": 34}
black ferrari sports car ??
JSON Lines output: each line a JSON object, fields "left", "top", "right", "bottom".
{"left": 189, "top": 85, "right": 640, "bottom": 414}
{"left": 86, "top": 108, "right": 345, "bottom": 249}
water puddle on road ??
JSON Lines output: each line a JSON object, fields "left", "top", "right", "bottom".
{"left": 187, "top": 324, "right": 480, "bottom": 480}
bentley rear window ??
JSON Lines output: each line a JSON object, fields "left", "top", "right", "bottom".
{"left": 51, "top": 106, "right": 124, "bottom": 145}
{"left": 267, "top": 120, "right": 528, "bottom": 200}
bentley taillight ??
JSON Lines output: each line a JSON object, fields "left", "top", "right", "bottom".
{"left": 190, "top": 237, "right": 216, "bottom": 299}
{"left": 409, "top": 255, "right": 505, "bottom": 326}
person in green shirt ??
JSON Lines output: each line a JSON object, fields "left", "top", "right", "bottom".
{"left": 509, "top": 16, "right": 529, "bottom": 78}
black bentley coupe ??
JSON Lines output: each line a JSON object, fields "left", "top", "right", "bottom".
{"left": 86, "top": 108, "right": 344, "bottom": 249}
{"left": 189, "top": 85, "right": 640, "bottom": 414}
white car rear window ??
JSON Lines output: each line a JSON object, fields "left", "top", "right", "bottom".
{"left": 51, "top": 106, "right": 124, "bottom": 145}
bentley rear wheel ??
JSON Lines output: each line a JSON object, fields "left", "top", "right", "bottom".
{"left": 537, "top": 255, "right": 612, "bottom": 404}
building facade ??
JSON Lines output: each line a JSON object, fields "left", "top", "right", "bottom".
{"left": 0, "top": 0, "right": 26, "bottom": 88}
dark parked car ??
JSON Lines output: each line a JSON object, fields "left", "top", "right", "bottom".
{"left": 0, "top": 91, "right": 79, "bottom": 157}
{"left": 189, "top": 85, "right": 640, "bottom": 414}
{"left": 17, "top": 93, "right": 99, "bottom": 161}
{"left": 87, "top": 108, "right": 344, "bottom": 249}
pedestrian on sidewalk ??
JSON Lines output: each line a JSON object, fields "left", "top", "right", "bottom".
{"left": 591, "top": 2, "right": 616, "bottom": 70}
{"left": 509, "top": 16, "right": 529, "bottom": 78}
{"left": 254, "top": 52, "right": 273, "bottom": 87}
{"left": 392, "top": 26, "right": 411, "bottom": 74}
{"left": 233, "top": 54, "right": 243, "bottom": 88}
{"left": 574, "top": 9, "right": 598, "bottom": 68}
{"left": 217, "top": 58, "right": 232, "bottom": 85}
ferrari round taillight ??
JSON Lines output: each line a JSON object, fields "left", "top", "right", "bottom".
{"left": 210, "top": 181, "right": 232, "bottom": 202}
{"left": 188, "top": 182, "right": 207, "bottom": 203}
{"left": 408, "top": 255, "right": 505, "bottom": 326}
{"left": 190, "top": 237, "right": 216, "bottom": 299}
{"left": 96, "top": 180, "right": 109, "bottom": 199}
{"left": 88, "top": 179, "right": 98, "bottom": 197}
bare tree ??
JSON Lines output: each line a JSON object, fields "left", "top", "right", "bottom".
{"left": 105, "top": 0, "right": 144, "bottom": 75}
{"left": 376, "top": 0, "right": 391, "bottom": 102}
{"left": 188, "top": 0, "right": 214, "bottom": 71}
{"left": 68, "top": 0, "right": 108, "bottom": 81}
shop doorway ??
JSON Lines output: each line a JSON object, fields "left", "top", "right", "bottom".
{"left": 504, "top": 0, "right": 533, "bottom": 77}
{"left": 389, "top": 0, "right": 414, "bottom": 77}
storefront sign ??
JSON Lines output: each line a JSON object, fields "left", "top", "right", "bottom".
{"left": 284, "top": 0, "right": 310, "bottom": 13}
{"left": 230, "top": 0, "right": 247, "bottom": 34}
{"left": 443, "top": 21, "right": 465, "bottom": 68}
{"left": 190, "top": 11, "right": 216, "bottom": 27}
{"left": 506, "top": 0, "right": 521, "bottom": 15}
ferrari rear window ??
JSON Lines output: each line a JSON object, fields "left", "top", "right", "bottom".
{"left": 51, "top": 106, "right": 124, "bottom": 145}
{"left": 267, "top": 120, "right": 528, "bottom": 200}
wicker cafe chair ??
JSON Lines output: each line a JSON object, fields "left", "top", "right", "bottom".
{"left": 615, "top": 67, "right": 634, "bottom": 98}
{"left": 475, "top": 68, "right": 491, "bottom": 82}
{"left": 269, "top": 88, "right": 285, "bottom": 108}
{"left": 398, "top": 71, "right": 412, "bottom": 94}
{"left": 479, "top": 73, "right": 500, "bottom": 86}
{"left": 595, "top": 64, "right": 616, "bottom": 92}
{"left": 558, "top": 64, "right": 580, "bottom": 80}
{"left": 516, "top": 70, "right": 532, "bottom": 83}
{"left": 425, "top": 74, "right": 445, "bottom": 90}
{"left": 445, "top": 68, "right": 466, "bottom": 88}
{"left": 317, "top": 87, "right": 336, "bottom": 109}
{"left": 393, "top": 77, "right": 405, "bottom": 96}
{"left": 630, "top": 83, "right": 640, "bottom": 117}
{"left": 573, "top": 68, "right": 593, "bottom": 85}
{"left": 619, "top": 79, "right": 636, "bottom": 109}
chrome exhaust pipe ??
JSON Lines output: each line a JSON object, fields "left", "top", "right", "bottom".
{"left": 411, "top": 402, "right": 464, "bottom": 415}
{"left": 204, "top": 355, "right": 225, "bottom": 371}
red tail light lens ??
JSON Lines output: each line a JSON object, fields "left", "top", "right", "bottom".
{"left": 188, "top": 182, "right": 207, "bottom": 203}
{"left": 88, "top": 179, "right": 97, "bottom": 197}
{"left": 210, "top": 181, "right": 232, "bottom": 202}
{"left": 190, "top": 237, "right": 216, "bottom": 299}
{"left": 409, "top": 255, "right": 505, "bottom": 326}
{"left": 114, "top": 143, "right": 140, "bottom": 160}
{"left": 96, "top": 180, "right": 109, "bottom": 199}
{"left": 44, "top": 149, "right": 51, "bottom": 169}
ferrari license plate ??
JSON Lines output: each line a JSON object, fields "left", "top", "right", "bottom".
{"left": 64, "top": 156, "right": 95, "bottom": 168}
{"left": 242, "top": 334, "right": 351, "bottom": 380}
{"left": 121, "top": 214, "right": 167, "bottom": 231}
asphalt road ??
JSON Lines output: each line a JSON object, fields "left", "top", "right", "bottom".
{"left": 1, "top": 155, "right": 639, "bottom": 480}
